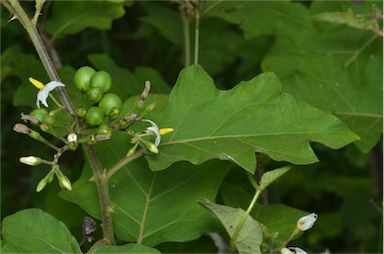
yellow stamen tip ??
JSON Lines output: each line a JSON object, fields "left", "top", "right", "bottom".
{"left": 29, "top": 77, "right": 45, "bottom": 90}
{"left": 160, "top": 128, "right": 174, "bottom": 136}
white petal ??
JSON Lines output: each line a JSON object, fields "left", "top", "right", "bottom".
{"left": 36, "top": 81, "right": 65, "bottom": 108}
{"left": 297, "top": 213, "right": 318, "bottom": 231}
{"left": 143, "top": 119, "right": 161, "bottom": 146}
{"left": 288, "top": 247, "right": 308, "bottom": 254}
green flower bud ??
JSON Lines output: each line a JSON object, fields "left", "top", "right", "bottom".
{"left": 58, "top": 173, "right": 72, "bottom": 191}
{"left": 145, "top": 142, "right": 159, "bottom": 154}
{"left": 36, "top": 178, "right": 48, "bottom": 192}
{"left": 76, "top": 107, "right": 87, "bottom": 118}
{"left": 126, "top": 143, "right": 139, "bottom": 157}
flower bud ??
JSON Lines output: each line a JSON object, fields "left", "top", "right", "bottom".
{"left": 59, "top": 173, "right": 72, "bottom": 191}
{"left": 145, "top": 142, "right": 159, "bottom": 154}
{"left": 126, "top": 143, "right": 138, "bottom": 157}
{"left": 67, "top": 133, "right": 77, "bottom": 143}
{"left": 146, "top": 102, "right": 156, "bottom": 112}
{"left": 13, "top": 123, "right": 30, "bottom": 134}
{"left": 281, "top": 248, "right": 293, "bottom": 254}
{"left": 297, "top": 213, "right": 318, "bottom": 231}
{"left": 29, "top": 130, "right": 44, "bottom": 142}
{"left": 20, "top": 156, "right": 42, "bottom": 166}
{"left": 76, "top": 107, "right": 87, "bottom": 118}
{"left": 36, "top": 177, "right": 48, "bottom": 192}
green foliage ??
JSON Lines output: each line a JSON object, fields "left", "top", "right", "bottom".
{"left": 147, "top": 65, "right": 358, "bottom": 172}
{"left": 201, "top": 202, "right": 263, "bottom": 254}
{"left": 93, "top": 243, "right": 160, "bottom": 253}
{"left": 262, "top": 27, "right": 382, "bottom": 152}
{"left": 45, "top": 1, "right": 127, "bottom": 40}
{"left": 204, "top": 1, "right": 312, "bottom": 38}
{"left": 60, "top": 132, "right": 229, "bottom": 246}
{"left": 2, "top": 0, "right": 382, "bottom": 253}
{"left": 1, "top": 209, "right": 81, "bottom": 253}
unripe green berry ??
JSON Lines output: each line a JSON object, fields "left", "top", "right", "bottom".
{"left": 87, "top": 87, "right": 103, "bottom": 104}
{"left": 90, "top": 71, "right": 112, "bottom": 92}
{"left": 74, "top": 66, "right": 96, "bottom": 92}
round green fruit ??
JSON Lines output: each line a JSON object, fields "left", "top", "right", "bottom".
{"left": 99, "top": 93, "right": 122, "bottom": 115}
{"left": 87, "top": 87, "right": 103, "bottom": 104}
{"left": 85, "top": 107, "right": 105, "bottom": 126}
{"left": 90, "top": 71, "right": 112, "bottom": 92}
{"left": 74, "top": 66, "right": 96, "bottom": 92}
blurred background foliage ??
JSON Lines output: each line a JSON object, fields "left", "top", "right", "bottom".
{"left": 1, "top": 0, "right": 382, "bottom": 253}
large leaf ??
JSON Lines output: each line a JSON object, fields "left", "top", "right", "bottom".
{"left": 1, "top": 209, "right": 81, "bottom": 253}
{"left": 204, "top": 1, "right": 312, "bottom": 38}
{"left": 45, "top": 1, "right": 126, "bottom": 40}
{"left": 93, "top": 243, "right": 160, "bottom": 254}
{"left": 146, "top": 65, "right": 358, "bottom": 172}
{"left": 60, "top": 132, "right": 229, "bottom": 247}
{"left": 201, "top": 202, "right": 263, "bottom": 254}
{"left": 262, "top": 28, "right": 382, "bottom": 152}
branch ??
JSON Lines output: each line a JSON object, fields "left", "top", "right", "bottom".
{"left": 2, "top": 0, "right": 75, "bottom": 116}
{"left": 85, "top": 145, "right": 115, "bottom": 245}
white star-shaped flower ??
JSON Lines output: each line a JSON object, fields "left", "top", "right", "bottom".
{"left": 143, "top": 119, "right": 161, "bottom": 146}
{"left": 36, "top": 81, "right": 65, "bottom": 108}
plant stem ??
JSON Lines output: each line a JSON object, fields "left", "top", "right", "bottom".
{"left": 85, "top": 145, "right": 115, "bottom": 245}
{"left": 106, "top": 149, "right": 145, "bottom": 180}
{"left": 2, "top": 0, "right": 75, "bottom": 116}
{"left": 3, "top": 0, "right": 116, "bottom": 246}
{"left": 194, "top": 1, "right": 200, "bottom": 65}
{"left": 180, "top": 8, "right": 191, "bottom": 67}
{"left": 230, "top": 189, "right": 261, "bottom": 248}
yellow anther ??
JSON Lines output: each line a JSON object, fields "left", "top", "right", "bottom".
{"left": 29, "top": 77, "right": 45, "bottom": 90}
{"left": 160, "top": 128, "right": 174, "bottom": 136}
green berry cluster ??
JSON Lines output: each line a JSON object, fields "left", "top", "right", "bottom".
{"left": 74, "top": 66, "right": 122, "bottom": 127}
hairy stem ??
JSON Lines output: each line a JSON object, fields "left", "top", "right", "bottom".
{"left": 230, "top": 189, "right": 261, "bottom": 248}
{"left": 85, "top": 145, "right": 115, "bottom": 245}
{"left": 3, "top": 0, "right": 116, "bottom": 245}
{"left": 2, "top": 0, "right": 75, "bottom": 116}
{"left": 194, "top": 1, "right": 200, "bottom": 65}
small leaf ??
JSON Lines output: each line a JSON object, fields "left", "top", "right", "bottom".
{"left": 201, "top": 202, "right": 263, "bottom": 254}
{"left": 45, "top": 1, "right": 125, "bottom": 39}
{"left": 93, "top": 243, "right": 160, "bottom": 254}
{"left": 1, "top": 209, "right": 81, "bottom": 253}
{"left": 259, "top": 166, "right": 292, "bottom": 190}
